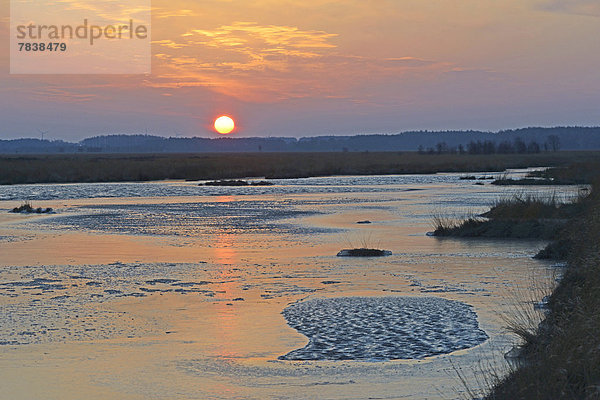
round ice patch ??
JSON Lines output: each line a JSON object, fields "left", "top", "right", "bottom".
{"left": 279, "top": 296, "right": 488, "bottom": 361}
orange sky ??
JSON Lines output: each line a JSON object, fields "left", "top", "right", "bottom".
{"left": 1, "top": 0, "right": 599, "bottom": 139}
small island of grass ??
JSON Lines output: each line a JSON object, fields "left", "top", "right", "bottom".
{"left": 202, "top": 180, "right": 273, "bottom": 186}
{"left": 10, "top": 202, "right": 53, "bottom": 214}
{"left": 430, "top": 192, "right": 586, "bottom": 241}
{"left": 337, "top": 248, "right": 392, "bottom": 257}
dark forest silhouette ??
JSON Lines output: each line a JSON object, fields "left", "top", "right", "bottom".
{"left": 0, "top": 127, "right": 596, "bottom": 154}
{"left": 419, "top": 134, "right": 561, "bottom": 155}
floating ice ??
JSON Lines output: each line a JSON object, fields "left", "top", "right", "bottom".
{"left": 0, "top": 176, "right": 452, "bottom": 201}
{"left": 32, "top": 201, "right": 336, "bottom": 237}
{"left": 279, "top": 296, "right": 488, "bottom": 361}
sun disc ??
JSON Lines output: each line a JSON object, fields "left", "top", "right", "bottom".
{"left": 214, "top": 116, "right": 235, "bottom": 134}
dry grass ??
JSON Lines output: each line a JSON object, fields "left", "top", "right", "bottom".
{"left": 432, "top": 191, "right": 587, "bottom": 239}
{"left": 529, "top": 162, "right": 600, "bottom": 185}
{"left": 499, "top": 273, "right": 558, "bottom": 354}
{"left": 482, "top": 192, "right": 586, "bottom": 220}
{"left": 1, "top": 151, "right": 599, "bottom": 185}
{"left": 435, "top": 168, "right": 600, "bottom": 398}
{"left": 451, "top": 354, "right": 514, "bottom": 400}
{"left": 341, "top": 232, "right": 383, "bottom": 250}
{"left": 431, "top": 214, "right": 464, "bottom": 232}
{"left": 484, "top": 177, "right": 600, "bottom": 399}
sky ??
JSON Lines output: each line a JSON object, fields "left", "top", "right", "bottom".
{"left": 1, "top": 0, "right": 599, "bottom": 141}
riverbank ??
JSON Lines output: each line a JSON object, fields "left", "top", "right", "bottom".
{"left": 485, "top": 177, "right": 600, "bottom": 399}
{"left": 1, "top": 151, "right": 599, "bottom": 185}
{"left": 432, "top": 192, "right": 586, "bottom": 240}
{"left": 433, "top": 164, "right": 600, "bottom": 398}
{"left": 491, "top": 162, "right": 598, "bottom": 186}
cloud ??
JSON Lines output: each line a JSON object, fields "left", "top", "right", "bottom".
{"left": 538, "top": 0, "right": 600, "bottom": 17}
{"left": 384, "top": 57, "right": 438, "bottom": 67}
{"left": 147, "top": 21, "right": 454, "bottom": 102}
{"left": 31, "top": 87, "right": 96, "bottom": 103}
{"left": 152, "top": 39, "right": 188, "bottom": 49}
{"left": 191, "top": 22, "right": 338, "bottom": 49}
{"left": 153, "top": 8, "right": 200, "bottom": 19}
{"left": 34, "top": 0, "right": 151, "bottom": 23}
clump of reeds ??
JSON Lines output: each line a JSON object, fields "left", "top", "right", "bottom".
{"left": 431, "top": 191, "right": 587, "bottom": 239}
{"left": 10, "top": 201, "right": 53, "bottom": 214}
{"left": 337, "top": 233, "right": 391, "bottom": 257}
{"left": 482, "top": 191, "right": 585, "bottom": 220}
{"left": 431, "top": 214, "right": 461, "bottom": 233}
{"left": 431, "top": 214, "right": 485, "bottom": 236}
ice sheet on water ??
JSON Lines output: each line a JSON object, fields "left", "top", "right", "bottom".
{"left": 31, "top": 201, "right": 338, "bottom": 237}
{"left": 0, "top": 262, "right": 220, "bottom": 345}
{"left": 0, "top": 175, "right": 455, "bottom": 201}
{"left": 279, "top": 296, "right": 488, "bottom": 361}
{"left": 0, "top": 234, "right": 32, "bottom": 243}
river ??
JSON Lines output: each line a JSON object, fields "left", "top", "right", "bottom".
{"left": 0, "top": 171, "right": 576, "bottom": 399}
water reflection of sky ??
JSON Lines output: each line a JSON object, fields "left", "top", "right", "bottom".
{"left": 0, "top": 169, "right": 560, "bottom": 202}
{"left": 0, "top": 170, "right": 575, "bottom": 399}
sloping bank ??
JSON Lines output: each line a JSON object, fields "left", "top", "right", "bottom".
{"left": 488, "top": 181, "right": 600, "bottom": 399}
{"left": 437, "top": 179, "right": 600, "bottom": 400}
{"left": 433, "top": 181, "right": 600, "bottom": 399}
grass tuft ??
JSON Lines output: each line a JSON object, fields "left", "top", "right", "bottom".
{"left": 10, "top": 201, "right": 53, "bottom": 214}
{"left": 431, "top": 192, "right": 585, "bottom": 239}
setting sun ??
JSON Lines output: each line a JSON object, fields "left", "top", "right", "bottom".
{"left": 214, "top": 116, "right": 235, "bottom": 134}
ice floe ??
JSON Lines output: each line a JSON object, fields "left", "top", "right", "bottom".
{"left": 280, "top": 296, "right": 488, "bottom": 361}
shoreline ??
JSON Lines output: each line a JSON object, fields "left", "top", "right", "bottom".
{"left": 487, "top": 179, "right": 600, "bottom": 398}
{"left": 432, "top": 163, "right": 600, "bottom": 398}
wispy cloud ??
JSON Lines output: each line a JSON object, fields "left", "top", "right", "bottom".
{"left": 148, "top": 21, "right": 451, "bottom": 102}
{"left": 153, "top": 8, "right": 199, "bottom": 19}
{"left": 37, "top": 0, "right": 151, "bottom": 23}
{"left": 191, "top": 22, "right": 338, "bottom": 50}
{"left": 31, "top": 87, "right": 96, "bottom": 103}
{"left": 152, "top": 40, "right": 188, "bottom": 49}
{"left": 538, "top": 0, "right": 600, "bottom": 17}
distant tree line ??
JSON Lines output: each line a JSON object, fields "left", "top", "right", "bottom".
{"left": 418, "top": 135, "right": 561, "bottom": 155}
{"left": 4, "top": 128, "right": 597, "bottom": 154}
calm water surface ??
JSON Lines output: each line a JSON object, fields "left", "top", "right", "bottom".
{"left": 0, "top": 171, "right": 575, "bottom": 399}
